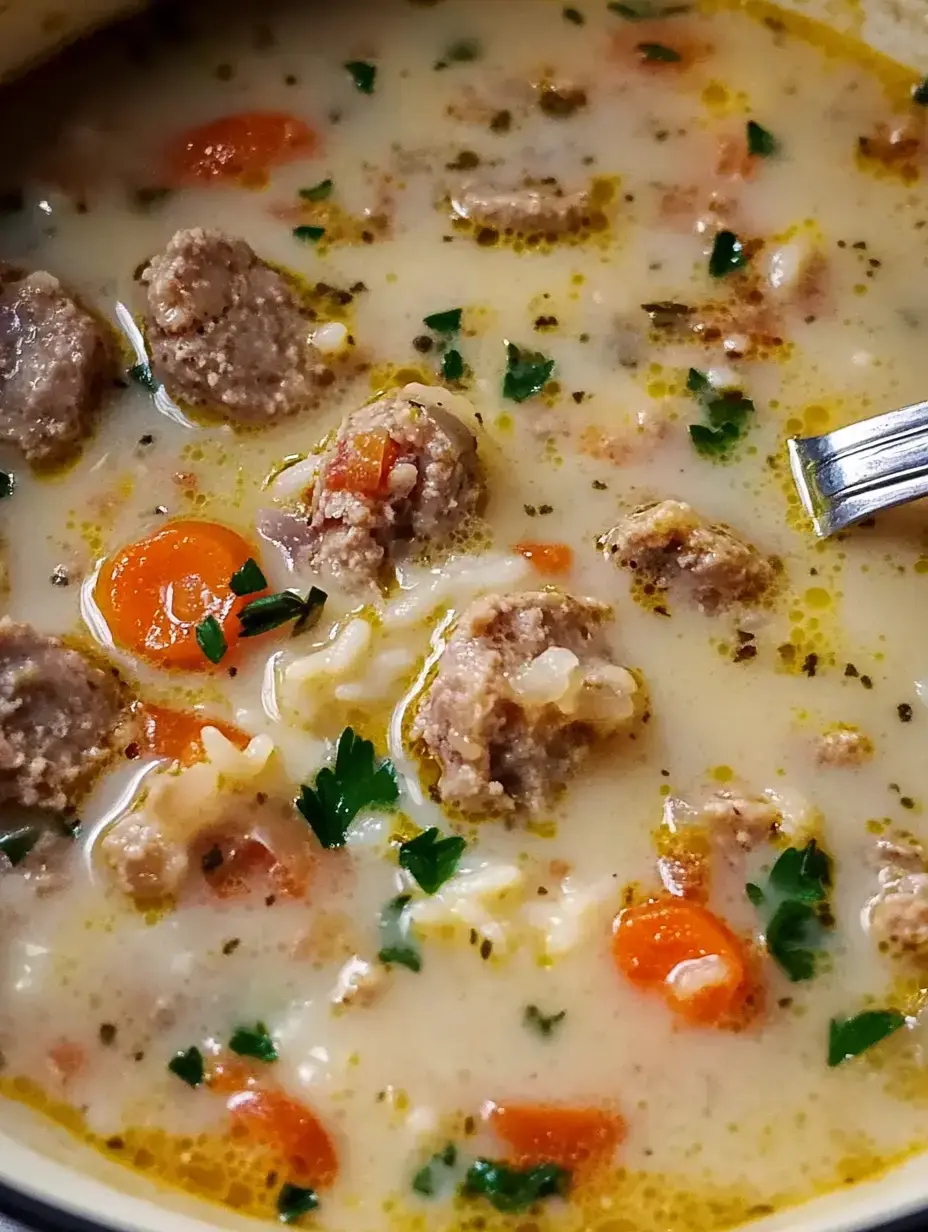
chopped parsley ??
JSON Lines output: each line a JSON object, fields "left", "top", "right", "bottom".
{"left": 747, "top": 840, "right": 833, "bottom": 983}
{"left": 636, "top": 41, "right": 682, "bottom": 63}
{"left": 276, "top": 1183, "right": 319, "bottom": 1224}
{"left": 503, "top": 342, "right": 555, "bottom": 403}
{"left": 229, "top": 558, "right": 268, "bottom": 597}
{"left": 746, "top": 120, "right": 778, "bottom": 157}
{"left": 0, "top": 825, "right": 40, "bottom": 867}
{"left": 608, "top": 0, "right": 691, "bottom": 16}
{"left": 168, "top": 1046, "right": 204, "bottom": 1087}
{"left": 296, "top": 727, "right": 399, "bottom": 849}
{"left": 828, "top": 1010, "right": 906, "bottom": 1067}
{"left": 293, "top": 225, "right": 325, "bottom": 244}
{"left": 523, "top": 1004, "right": 567, "bottom": 1038}
{"left": 399, "top": 827, "right": 466, "bottom": 894}
{"left": 912, "top": 76, "right": 928, "bottom": 106}
{"left": 345, "top": 60, "right": 377, "bottom": 93}
{"left": 238, "top": 587, "right": 327, "bottom": 638}
{"left": 563, "top": 6, "right": 585, "bottom": 22}
{"left": 463, "top": 1160, "right": 570, "bottom": 1212}
{"left": 441, "top": 348, "right": 465, "bottom": 382}
{"left": 0, "top": 472, "right": 13, "bottom": 500}
{"left": 686, "top": 367, "right": 755, "bottom": 459}
{"left": 424, "top": 307, "right": 462, "bottom": 333}
{"left": 708, "top": 229, "right": 748, "bottom": 278}
{"left": 299, "top": 179, "right": 333, "bottom": 201}
{"left": 195, "top": 615, "right": 227, "bottom": 664}
{"left": 412, "top": 1144, "right": 458, "bottom": 1197}
{"left": 378, "top": 894, "right": 422, "bottom": 972}
{"left": 229, "top": 1021, "right": 278, "bottom": 1063}
{"left": 128, "top": 362, "right": 158, "bottom": 392}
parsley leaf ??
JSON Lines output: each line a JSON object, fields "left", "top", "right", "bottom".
{"left": 229, "top": 558, "right": 268, "bottom": 596}
{"left": 296, "top": 727, "right": 399, "bottom": 849}
{"left": 299, "top": 179, "right": 333, "bottom": 201}
{"left": 378, "top": 894, "right": 422, "bottom": 972}
{"left": 463, "top": 1160, "right": 570, "bottom": 1212}
{"left": 441, "top": 348, "right": 465, "bottom": 382}
{"left": 345, "top": 60, "right": 377, "bottom": 93}
{"left": 238, "top": 587, "right": 326, "bottom": 638}
{"left": 196, "top": 615, "right": 227, "bottom": 664}
{"left": 689, "top": 422, "right": 742, "bottom": 457}
{"left": 828, "top": 1010, "right": 906, "bottom": 1066}
{"left": 293, "top": 225, "right": 325, "bottom": 244}
{"left": 686, "top": 367, "right": 711, "bottom": 396}
{"left": 636, "top": 41, "right": 682, "bottom": 62}
{"left": 0, "top": 825, "right": 40, "bottom": 866}
{"left": 128, "top": 362, "right": 158, "bottom": 392}
{"left": 412, "top": 1144, "right": 458, "bottom": 1197}
{"left": 0, "top": 472, "right": 13, "bottom": 500}
{"left": 747, "top": 840, "right": 834, "bottom": 982}
{"left": 746, "top": 120, "right": 778, "bottom": 157}
{"left": 424, "top": 307, "right": 462, "bottom": 333}
{"left": 912, "top": 76, "right": 928, "bottom": 106}
{"left": 608, "top": 1, "right": 691, "bottom": 16}
{"left": 765, "top": 899, "right": 823, "bottom": 982}
{"left": 229, "top": 1021, "right": 278, "bottom": 1063}
{"left": 168, "top": 1046, "right": 204, "bottom": 1087}
{"left": 686, "top": 369, "right": 755, "bottom": 459}
{"left": 276, "top": 1183, "right": 319, "bottom": 1224}
{"left": 399, "top": 827, "right": 466, "bottom": 893}
{"left": 503, "top": 342, "right": 555, "bottom": 403}
{"left": 769, "top": 839, "right": 831, "bottom": 903}
{"left": 563, "top": 6, "right": 585, "bottom": 23}
{"left": 523, "top": 1004, "right": 567, "bottom": 1038}
{"left": 709, "top": 229, "right": 748, "bottom": 278}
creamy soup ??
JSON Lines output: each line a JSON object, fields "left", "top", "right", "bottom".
{"left": 2, "top": 2, "right": 928, "bottom": 1231}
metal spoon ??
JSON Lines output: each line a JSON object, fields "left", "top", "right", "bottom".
{"left": 789, "top": 397, "right": 928, "bottom": 537}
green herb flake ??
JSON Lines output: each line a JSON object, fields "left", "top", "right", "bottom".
{"left": 297, "top": 727, "right": 399, "bottom": 849}
{"left": 746, "top": 120, "right": 778, "bottom": 158}
{"left": 912, "top": 76, "right": 928, "bottom": 106}
{"left": 608, "top": 0, "right": 690, "bottom": 16}
{"left": 503, "top": 342, "right": 555, "bottom": 403}
{"left": 412, "top": 1144, "right": 458, "bottom": 1197}
{"left": 195, "top": 615, "right": 227, "bottom": 664}
{"left": 229, "top": 557, "right": 268, "bottom": 597}
{"left": 128, "top": 362, "right": 158, "bottom": 392}
{"left": 828, "top": 1010, "right": 906, "bottom": 1067}
{"left": 0, "top": 472, "right": 14, "bottom": 500}
{"left": 399, "top": 827, "right": 466, "bottom": 894}
{"left": 378, "top": 894, "right": 422, "bottom": 972}
{"left": 769, "top": 839, "right": 832, "bottom": 903}
{"left": 299, "top": 179, "right": 333, "bottom": 201}
{"left": 708, "top": 229, "right": 748, "bottom": 278}
{"left": 463, "top": 1159, "right": 570, "bottom": 1213}
{"left": 441, "top": 348, "right": 465, "bottom": 382}
{"left": 424, "top": 307, "right": 463, "bottom": 334}
{"left": 563, "top": 6, "right": 585, "bottom": 22}
{"left": 686, "top": 370, "right": 755, "bottom": 459}
{"left": 0, "top": 825, "right": 41, "bottom": 867}
{"left": 747, "top": 840, "right": 834, "bottom": 983}
{"left": 686, "top": 367, "right": 711, "bottom": 396}
{"left": 636, "top": 41, "right": 682, "bottom": 62}
{"left": 293, "top": 225, "right": 326, "bottom": 244}
{"left": 523, "top": 1004, "right": 567, "bottom": 1038}
{"left": 238, "top": 587, "right": 327, "bottom": 638}
{"left": 168, "top": 1046, "right": 204, "bottom": 1087}
{"left": 229, "top": 1021, "right": 278, "bottom": 1063}
{"left": 345, "top": 60, "right": 377, "bottom": 93}
{"left": 276, "top": 1183, "right": 319, "bottom": 1224}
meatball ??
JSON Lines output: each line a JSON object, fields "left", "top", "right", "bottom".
{"left": 866, "top": 838, "right": 928, "bottom": 963}
{"left": 450, "top": 181, "right": 592, "bottom": 235}
{"left": 815, "top": 726, "right": 873, "bottom": 767}
{"left": 603, "top": 499, "right": 776, "bottom": 611}
{"left": 412, "top": 591, "right": 642, "bottom": 814}
{"left": 142, "top": 228, "right": 345, "bottom": 424}
{"left": 700, "top": 791, "right": 781, "bottom": 849}
{"left": 0, "top": 618, "right": 125, "bottom": 811}
{"left": 0, "top": 263, "right": 109, "bottom": 465}
{"left": 300, "top": 387, "right": 483, "bottom": 590}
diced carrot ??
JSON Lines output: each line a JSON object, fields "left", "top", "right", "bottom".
{"left": 137, "top": 703, "right": 250, "bottom": 767}
{"left": 208, "top": 1055, "right": 257, "bottom": 1094}
{"left": 325, "top": 430, "right": 402, "bottom": 496}
{"left": 48, "top": 1040, "right": 85, "bottom": 1082}
{"left": 227, "top": 1088, "right": 338, "bottom": 1186}
{"left": 612, "top": 899, "right": 756, "bottom": 1028}
{"left": 514, "top": 541, "right": 574, "bottom": 576}
{"left": 96, "top": 520, "right": 266, "bottom": 670}
{"left": 486, "top": 1101, "right": 625, "bottom": 1170}
{"left": 165, "top": 111, "right": 318, "bottom": 185}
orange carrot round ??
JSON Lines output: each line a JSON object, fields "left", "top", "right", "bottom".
{"left": 325, "top": 430, "right": 402, "bottom": 495}
{"left": 166, "top": 111, "right": 318, "bottom": 185}
{"left": 612, "top": 899, "right": 755, "bottom": 1028}
{"left": 227, "top": 1088, "right": 338, "bottom": 1186}
{"left": 137, "top": 703, "right": 250, "bottom": 766}
{"left": 514, "top": 541, "right": 574, "bottom": 575}
{"left": 97, "top": 520, "right": 265, "bottom": 670}
{"left": 486, "top": 1101, "right": 625, "bottom": 1170}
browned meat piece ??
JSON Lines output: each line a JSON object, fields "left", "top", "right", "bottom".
{"left": 0, "top": 263, "right": 109, "bottom": 465}
{"left": 142, "top": 228, "right": 344, "bottom": 424}
{"left": 450, "top": 181, "right": 592, "bottom": 235}
{"left": 815, "top": 726, "right": 873, "bottom": 767}
{"left": 866, "top": 837, "right": 928, "bottom": 962}
{"left": 300, "top": 387, "right": 483, "bottom": 590}
{"left": 603, "top": 499, "right": 776, "bottom": 611}
{"left": 700, "top": 791, "right": 781, "bottom": 849}
{"left": 0, "top": 618, "right": 125, "bottom": 812}
{"left": 412, "top": 591, "right": 642, "bottom": 814}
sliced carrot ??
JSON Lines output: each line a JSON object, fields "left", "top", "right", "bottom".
{"left": 137, "top": 703, "right": 250, "bottom": 766}
{"left": 96, "top": 520, "right": 266, "bottom": 670}
{"left": 514, "top": 541, "right": 574, "bottom": 576}
{"left": 325, "top": 430, "right": 402, "bottom": 495}
{"left": 612, "top": 899, "right": 756, "bottom": 1028}
{"left": 166, "top": 111, "right": 317, "bottom": 185}
{"left": 486, "top": 1102, "right": 625, "bottom": 1170}
{"left": 227, "top": 1088, "right": 338, "bottom": 1186}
